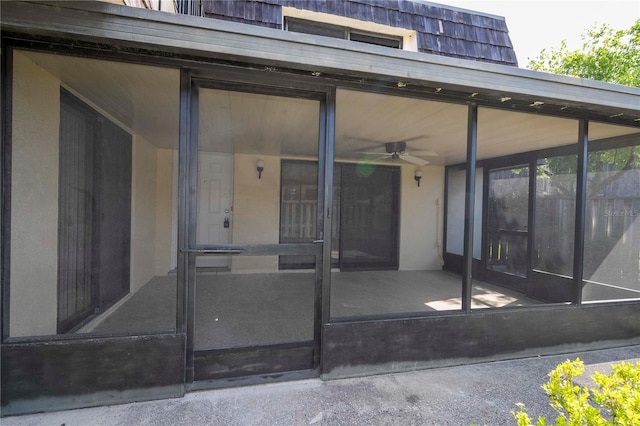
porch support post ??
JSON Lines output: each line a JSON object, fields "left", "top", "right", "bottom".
{"left": 179, "top": 69, "right": 196, "bottom": 384}
{"left": 462, "top": 103, "right": 478, "bottom": 313}
{"left": 1, "top": 47, "right": 13, "bottom": 341}
{"left": 319, "top": 87, "right": 336, "bottom": 373}
{"left": 572, "top": 119, "right": 589, "bottom": 305}
{"left": 177, "top": 70, "right": 189, "bottom": 334}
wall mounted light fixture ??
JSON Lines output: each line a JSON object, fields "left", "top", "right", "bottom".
{"left": 256, "top": 159, "right": 265, "bottom": 179}
{"left": 414, "top": 170, "right": 423, "bottom": 187}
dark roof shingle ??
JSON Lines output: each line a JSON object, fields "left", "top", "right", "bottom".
{"left": 201, "top": 0, "right": 518, "bottom": 66}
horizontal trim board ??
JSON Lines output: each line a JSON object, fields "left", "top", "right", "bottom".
{"left": 1, "top": 2, "right": 639, "bottom": 116}
{"left": 185, "top": 243, "right": 320, "bottom": 256}
{"left": 194, "top": 343, "right": 315, "bottom": 381}
{"left": 530, "top": 270, "right": 575, "bottom": 303}
{"left": 442, "top": 253, "right": 482, "bottom": 277}
{"left": 190, "top": 369, "right": 319, "bottom": 391}
{"left": 1, "top": 334, "right": 185, "bottom": 416}
{"left": 321, "top": 303, "right": 640, "bottom": 379}
{"left": 191, "top": 73, "right": 330, "bottom": 96}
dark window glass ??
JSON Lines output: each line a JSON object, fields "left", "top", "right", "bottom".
{"left": 350, "top": 31, "right": 402, "bottom": 48}
{"left": 339, "top": 164, "right": 399, "bottom": 270}
{"left": 58, "top": 91, "right": 132, "bottom": 334}
{"left": 285, "top": 18, "right": 346, "bottom": 39}
{"left": 279, "top": 161, "right": 319, "bottom": 269}
{"left": 279, "top": 161, "right": 399, "bottom": 271}
{"left": 486, "top": 166, "right": 529, "bottom": 278}
{"left": 285, "top": 18, "right": 402, "bottom": 49}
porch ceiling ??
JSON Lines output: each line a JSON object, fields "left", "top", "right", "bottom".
{"left": 21, "top": 51, "right": 180, "bottom": 150}
{"left": 20, "top": 51, "right": 640, "bottom": 165}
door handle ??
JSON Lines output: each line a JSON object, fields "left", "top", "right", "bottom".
{"left": 180, "top": 248, "right": 244, "bottom": 254}
{"left": 312, "top": 239, "right": 324, "bottom": 244}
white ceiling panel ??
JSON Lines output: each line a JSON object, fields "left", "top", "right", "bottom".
{"left": 18, "top": 52, "right": 639, "bottom": 166}
{"left": 336, "top": 89, "right": 468, "bottom": 165}
{"left": 22, "top": 50, "right": 180, "bottom": 150}
{"left": 198, "top": 89, "right": 320, "bottom": 157}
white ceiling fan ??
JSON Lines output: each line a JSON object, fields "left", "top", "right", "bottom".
{"left": 357, "top": 139, "right": 438, "bottom": 166}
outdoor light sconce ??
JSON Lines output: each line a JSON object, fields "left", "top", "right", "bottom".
{"left": 256, "top": 159, "right": 265, "bottom": 179}
{"left": 414, "top": 170, "right": 423, "bottom": 187}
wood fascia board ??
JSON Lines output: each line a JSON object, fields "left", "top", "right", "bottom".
{"left": 2, "top": 1, "right": 639, "bottom": 115}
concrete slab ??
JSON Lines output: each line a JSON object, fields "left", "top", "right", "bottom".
{"left": 3, "top": 345, "right": 638, "bottom": 425}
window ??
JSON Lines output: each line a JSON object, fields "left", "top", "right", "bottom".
{"left": 279, "top": 160, "right": 400, "bottom": 271}
{"left": 286, "top": 18, "right": 346, "bottom": 39}
{"left": 285, "top": 17, "right": 403, "bottom": 49}
{"left": 57, "top": 90, "right": 132, "bottom": 333}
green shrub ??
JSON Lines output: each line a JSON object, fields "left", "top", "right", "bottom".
{"left": 513, "top": 358, "right": 640, "bottom": 425}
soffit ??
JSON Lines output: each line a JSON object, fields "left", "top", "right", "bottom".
{"left": 21, "top": 51, "right": 180, "bottom": 150}
{"left": 198, "top": 88, "right": 320, "bottom": 157}
{"left": 16, "top": 51, "right": 639, "bottom": 166}
{"left": 2, "top": 0, "right": 639, "bottom": 128}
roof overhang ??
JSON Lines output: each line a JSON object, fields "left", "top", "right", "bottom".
{"left": 1, "top": 1, "right": 639, "bottom": 126}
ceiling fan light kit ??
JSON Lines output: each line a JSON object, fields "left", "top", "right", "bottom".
{"left": 381, "top": 141, "right": 432, "bottom": 166}
{"left": 385, "top": 141, "right": 407, "bottom": 154}
{"left": 353, "top": 137, "right": 437, "bottom": 166}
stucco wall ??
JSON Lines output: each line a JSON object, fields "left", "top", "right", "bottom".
{"left": 231, "top": 153, "right": 281, "bottom": 273}
{"left": 399, "top": 165, "right": 445, "bottom": 270}
{"left": 130, "top": 134, "right": 158, "bottom": 292}
{"left": 131, "top": 139, "right": 175, "bottom": 290}
{"left": 155, "top": 148, "right": 175, "bottom": 275}
{"left": 9, "top": 52, "right": 61, "bottom": 337}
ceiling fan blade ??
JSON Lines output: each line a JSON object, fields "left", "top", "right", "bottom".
{"left": 356, "top": 150, "right": 388, "bottom": 155}
{"left": 400, "top": 154, "right": 429, "bottom": 166}
{"left": 356, "top": 156, "right": 392, "bottom": 164}
{"left": 409, "top": 150, "right": 438, "bottom": 156}
{"left": 402, "top": 134, "right": 429, "bottom": 143}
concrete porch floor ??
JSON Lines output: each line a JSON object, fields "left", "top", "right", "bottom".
{"left": 80, "top": 270, "right": 539, "bottom": 349}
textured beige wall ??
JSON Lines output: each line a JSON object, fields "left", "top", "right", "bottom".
{"left": 154, "top": 148, "right": 175, "bottom": 275}
{"left": 399, "top": 165, "right": 445, "bottom": 271}
{"left": 130, "top": 134, "right": 158, "bottom": 291}
{"left": 10, "top": 52, "right": 60, "bottom": 337}
{"left": 231, "top": 153, "right": 281, "bottom": 273}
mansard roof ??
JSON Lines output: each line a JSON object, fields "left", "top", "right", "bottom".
{"left": 203, "top": 0, "right": 518, "bottom": 66}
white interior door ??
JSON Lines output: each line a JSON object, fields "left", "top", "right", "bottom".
{"left": 196, "top": 152, "right": 233, "bottom": 268}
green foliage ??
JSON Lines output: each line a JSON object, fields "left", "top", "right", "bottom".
{"left": 513, "top": 358, "right": 640, "bottom": 425}
{"left": 592, "top": 362, "right": 640, "bottom": 425}
{"left": 527, "top": 19, "right": 640, "bottom": 87}
{"left": 538, "top": 146, "right": 640, "bottom": 196}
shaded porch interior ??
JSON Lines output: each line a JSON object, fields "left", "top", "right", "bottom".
{"left": 8, "top": 49, "right": 640, "bottom": 343}
{"left": 79, "top": 270, "right": 540, "bottom": 349}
